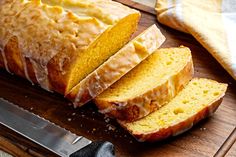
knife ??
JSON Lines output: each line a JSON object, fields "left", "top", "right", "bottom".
{"left": 0, "top": 98, "right": 115, "bottom": 157}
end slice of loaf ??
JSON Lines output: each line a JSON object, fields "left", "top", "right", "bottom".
{"left": 95, "top": 47, "right": 194, "bottom": 121}
{"left": 66, "top": 25, "right": 166, "bottom": 107}
{"left": 120, "top": 78, "right": 228, "bottom": 142}
{"left": 0, "top": 0, "right": 140, "bottom": 94}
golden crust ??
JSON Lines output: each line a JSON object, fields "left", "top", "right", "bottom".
{"left": 66, "top": 25, "right": 166, "bottom": 107}
{"left": 120, "top": 98, "right": 223, "bottom": 142}
{"left": 95, "top": 49, "right": 194, "bottom": 122}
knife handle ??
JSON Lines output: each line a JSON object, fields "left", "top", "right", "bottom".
{"left": 69, "top": 141, "right": 115, "bottom": 157}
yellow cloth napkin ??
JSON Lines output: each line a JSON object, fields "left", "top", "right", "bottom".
{"left": 156, "top": 0, "right": 236, "bottom": 80}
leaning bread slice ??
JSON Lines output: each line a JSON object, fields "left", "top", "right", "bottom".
{"left": 120, "top": 78, "right": 228, "bottom": 142}
{"left": 66, "top": 25, "right": 165, "bottom": 107}
{"left": 95, "top": 47, "right": 194, "bottom": 121}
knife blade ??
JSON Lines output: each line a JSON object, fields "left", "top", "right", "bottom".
{"left": 0, "top": 98, "right": 115, "bottom": 157}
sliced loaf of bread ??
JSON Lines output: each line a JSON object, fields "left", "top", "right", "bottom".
{"left": 66, "top": 25, "right": 165, "bottom": 107}
{"left": 120, "top": 78, "right": 227, "bottom": 142}
{"left": 95, "top": 47, "right": 194, "bottom": 121}
{"left": 0, "top": 0, "right": 140, "bottom": 94}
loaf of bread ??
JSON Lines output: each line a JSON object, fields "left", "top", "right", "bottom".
{"left": 120, "top": 78, "right": 227, "bottom": 142}
{"left": 66, "top": 25, "right": 165, "bottom": 107}
{"left": 0, "top": 0, "right": 140, "bottom": 94}
{"left": 95, "top": 47, "right": 194, "bottom": 121}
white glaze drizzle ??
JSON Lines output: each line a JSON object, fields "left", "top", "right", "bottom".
{"left": 0, "top": 47, "right": 11, "bottom": 73}
{"left": 22, "top": 57, "right": 33, "bottom": 84}
{"left": 30, "top": 59, "right": 50, "bottom": 90}
{"left": 58, "top": 53, "right": 70, "bottom": 76}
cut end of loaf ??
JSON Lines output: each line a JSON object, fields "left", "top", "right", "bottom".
{"left": 65, "top": 12, "right": 141, "bottom": 94}
{"left": 120, "top": 78, "right": 227, "bottom": 142}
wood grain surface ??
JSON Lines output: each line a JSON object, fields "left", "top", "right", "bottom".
{"left": 0, "top": 1, "right": 236, "bottom": 157}
{"left": 226, "top": 140, "right": 236, "bottom": 157}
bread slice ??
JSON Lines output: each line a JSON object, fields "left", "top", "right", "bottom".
{"left": 0, "top": 0, "right": 140, "bottom": 94}
{"left": 120, "top": 78, "right": 228, "bottom": 142}
{"left": 66, "top": 25, "right": 165, "bottom": 107}
{"left": 95, "top": 47, "right": 194, "bottom": 121}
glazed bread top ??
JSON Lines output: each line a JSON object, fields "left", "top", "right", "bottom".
{"left": 122, "top": 78, "right": 227, "bottom": 136}
{"left": 42, "top": 0, "right": 137, "bottom": 24}
{"left": 0, "top": 0, "right": 140, "bottom": 93}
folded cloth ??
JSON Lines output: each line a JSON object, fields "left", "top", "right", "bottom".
{"left": 156, "top": 0, "right": 236, "bottom": 80}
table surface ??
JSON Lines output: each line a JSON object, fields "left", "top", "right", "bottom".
{"left": 0, "top": 0, "right": 236, "bottom": 157}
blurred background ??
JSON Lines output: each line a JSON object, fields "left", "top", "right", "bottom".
{"left": 133, "top": 0, "right": 155, "bottom": 7}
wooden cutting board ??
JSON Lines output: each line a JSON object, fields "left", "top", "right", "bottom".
{"left": 0, "top": 1, "right": 235, "bottom": 157}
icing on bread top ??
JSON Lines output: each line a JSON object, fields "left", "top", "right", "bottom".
{"left": 43, "top": 0, "right": 137, "bottom": 24}
{"left": 0, "top": 0, "right": 138, "bottom": 90}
